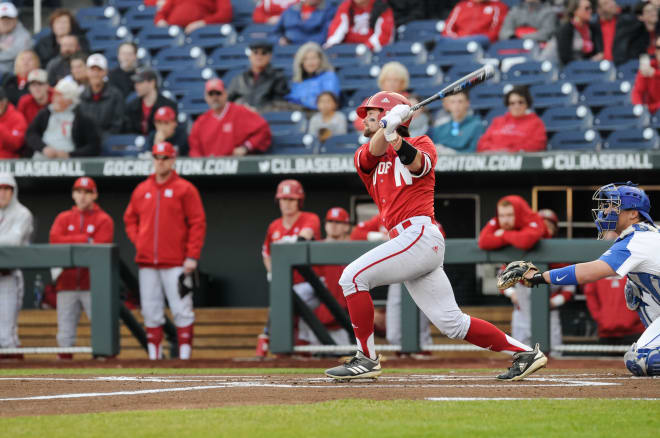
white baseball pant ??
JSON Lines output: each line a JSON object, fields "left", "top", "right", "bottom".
{"left": 139, "top": 267, "right": 194, "bottom": 328}
{"left": 56, "top": 291, "right": 91, "bottom": 348}
{"left": 385, "top": 283, "right": 433, "bottom": 347}
{"left": 0, "top": 271, "right": 23, "bottom": 348}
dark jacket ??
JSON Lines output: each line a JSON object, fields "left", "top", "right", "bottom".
{"left": 124, "top": 93, "right": 177, "bottom": 135}
{"left": 556, "top": 20, "right": 604, "bottom": 66}
{"left": 108, "top": 66, "right": 137, "bottom": 99}
{"left": 26, "top": 106, "right": 100, "bottom": 157}
{"left": 46, "top": 55, "right": 72, "bottom": 86}
{"left": 226, "top": 64, "right": 290, "bottom": 111}
{"left": 79, "top": 84, "right": 126, "bottom": 135}
{"left": 612, "top": 14, "right": 660, "bottom": 65}
{"left": 147, "top": 124, "right": 189, "bottom": 156}
{"left": 34, "top": 30, "right": 89, "bottom": 67}
{"left": 388, "top": 0, "right": 429, "bottom": 27}
{"left": 1, "top": 74, "right": 29, "bottom": 106}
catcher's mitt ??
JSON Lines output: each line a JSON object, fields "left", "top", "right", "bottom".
{"left": 497, "top": 261, "right": 539, "bottom": 289}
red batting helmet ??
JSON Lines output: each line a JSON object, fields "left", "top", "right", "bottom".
{"left": 275, "top": 179, "right": 304, "bottom": 202}
{"left": 538, "top": 208, "right": 558, "bottom": 225}
{"left": 356, "top": 91, "right": 413, "bottom": 127}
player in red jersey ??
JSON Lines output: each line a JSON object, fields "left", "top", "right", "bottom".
{"left": 325, "top": 91, "right": 548, "bottom": 380}
{"left": 257, "top": 179, "right": 322, "bottom": 356}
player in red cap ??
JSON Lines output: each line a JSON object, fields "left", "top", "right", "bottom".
{"left": 124, "top": 142, "right": 206, "bottom": 360}
{"left": 325, "top": 91, "right": 548, "bottom": 381}
{"left": 49, "top": 177, "right": 114, "bottom": 359}
{"left": 257, "top": 179, "right": 322, "bottom": 356}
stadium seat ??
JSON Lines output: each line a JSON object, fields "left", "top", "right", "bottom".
{"left": 231, "top": 0, "right": 256, "bottom": 29}
{"left": 547, "top": 129, "right": 601, "bottom": 150}
{"left": 108, "top": 0, "right": 141, "bottom": 12}
{"left": 579, "top": 80, "right": 633, "bottom": 108}
{"left": 151, "top": 46, "right": 207, "bottom": 74}
{"left": 428, "top": 39, "right": 483, "bottom": 67}
{"left": 207, "top": 45, "right": 250, "bottom": 71}
{"left": 222, "top": 67, "right": 244, "bottom": 86}
{"left": 87, "top": 26, "right": 132, "bottom": 52}
{"left": 319, "top": 133, "right": 363, "bottom": 154}
{"left": 559, "top": 60, "right": 616, "bottom": 86}
{"left": 487, "top": 39, "right": 537, "bottom": 61}
{"left": 32, "top": 27, "right": 51, "bottom": 45}
{"left": 262, "top": 111, "right": 307, "bottom": 136}
{"left": 593, "top": 104, "right": 650, "bottom": 131}
{"left": 185, "top": 24, "right": 237, "bottom": 50}
{"left": 102, "top": 134, "right": 148, "bottom": 157}
{"left": 616, "top": 59, "right": 639, "bottom": 82}
{"left": 444, "top": 61, "right": 491, "bottom": 84}
{"left": 162, "top": 68, "right": 216, "bottom": 97}
{"left": 272, "top": 44, "right": 300, "bottom": 66}
{"left": 484, "top": 107, "right": 507, "bottom": 125}
{"left": 238, "top": 23, "right": 277, "bottom": 44}
{"left": 501, "top": 60, "right": 557, "bottom": 85}
{"left": 76, "top": 6, "right": 120, "bottom": 30}
{"left": 541, "top": 105, "right": 593, "bottom": 133}
{"left": 338, "top": 67, "right": 379, "bottom": 92}
{"left": 406, "top": 64, "right": 444, "bottom": 90}
{"left": 344, "top": 87, "right": 379, "bottom": 109}
{"left": 469, "top": 83, "right": 510, "bottom": 112}
{"left": 530, "top": 82, "right": 578, "bottom": 109}
{"left": 340, "top": 107, "right": 360, "bottom": 129}
{"left": 135, "top": 26, "right": 184, "bottom": 52}
{"left": 325, "top": 44, "right": 372, "bottom": 70}
{"left": 603, "top": 127, "right": 659, "bottom": 150}
{"left": 375, "top": 41, "right": 428, "bottom": 65}
{"left": 270, "top": 134, "right": 318, "bottom": 154}
{"left": 121, "top": 5, "right": 157, "bottom": 33}
{"left": 178, "top": 93, "right": 209, "bottom": 117}
{"left": 397, "top": 20, "right": 444, "bottom": 43}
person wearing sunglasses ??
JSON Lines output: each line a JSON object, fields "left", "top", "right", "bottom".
{"left": 556, "top": 0, "right": 604, "bottom": 66}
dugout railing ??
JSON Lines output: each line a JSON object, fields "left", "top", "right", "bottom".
{"left": 270, "top": 239, "right": 614, "bottom": 355}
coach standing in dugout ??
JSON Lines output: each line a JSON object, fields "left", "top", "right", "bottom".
{"left": 49, "top": 177, "right": 114, "bottom": 360}
{"left": 124, "top": 142, "right": 206, "bottom": 360}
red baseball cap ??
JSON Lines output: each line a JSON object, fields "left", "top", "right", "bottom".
{"left": 73, "top": 177, "right": 97, "bottom": 193}
{"left": 152, "top": 141, "right": 176, "bottom": 158}
{"left": 326, "top": 207, "right": 350, "bottom": 223}
{"left": 205, "top": 78, "right": 225, "bottom": 93}
{"left": 154, "top": 106, "right": 176, "bottom": 122}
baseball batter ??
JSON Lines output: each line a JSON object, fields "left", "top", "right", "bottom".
{"left": 325, "top": 91, "right": 547, "bottom": 380}
{"left": 499, "top": 182, "right": 660, "bottom": 376}
{"left": 0, "top": 173, "right": 33, "bottom": 359}
{"left": 124, "top": 142, "right": 206, "bottom": 360}
{"left": 49, "top": 177, "right": 114, "bottom": 359}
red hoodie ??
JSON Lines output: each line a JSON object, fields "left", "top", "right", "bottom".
{"left": 443, "top": 0, "right": 509, "bottom": 43}
{"left": 155, "top": 0, "right": 232, "bottom": 27}
{"left": 583, "top": 277, "right": 646, "bottom": 338}
{"left": 631, "top": 59, "right": 660, "bottom": 114}
{"left": 17, "top": 88, "right": 53, "bottom": 126}
{"left": 477, "top": 111, "right": 546, "bottom": 153}
{"left": 124, "top": 171, "right": 206, "bottom": 268}
{"left": 49, "top": 204, "right": 114, "bottom": 292}
{"left": 0, "top": 103, "right": 27, "bottom": 159}
{"left": 478, "top": 195, "right": 546, "bottom": 251}
{"left": 325, "top": 0, "right": 394, "bottom": 51}
{"left": 253, "top": 0, "right": 300, "bottom": 23}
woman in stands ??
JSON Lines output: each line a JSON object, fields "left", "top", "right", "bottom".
{"left": 554, "top": 0, "right": 604, "bottom": 65}
{"left": 477, "top": 85, "right": 547, "bottom": 153}
{"left": 1, "top": 50, "right": 40, "bottom": 105}
{"left": 34, "top": 9, "right": 89, "bottom": 67}
{"left": 286, "top": 42, "right": 340, "bottom": 110}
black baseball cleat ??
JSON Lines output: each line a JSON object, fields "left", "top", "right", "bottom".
{"left": 325, "top": 351, "right": 382, "bottom": 380}
{"left": 497, "top": 343, "right": 548, "bottom": 381}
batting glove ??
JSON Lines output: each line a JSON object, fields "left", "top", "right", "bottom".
{"left": 389, "top": 104, "right": 412, "bottom": 120}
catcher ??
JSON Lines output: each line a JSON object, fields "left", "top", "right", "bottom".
{"left": 498, "top": 182, "right": 660, "bottom": 376}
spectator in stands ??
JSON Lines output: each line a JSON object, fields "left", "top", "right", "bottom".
{"left": 79, "top": 54, "right": 124, "bottom": 137}
{"left": 387, "top": 0, "right": 429, "bottom": 28}
{"left": 597, "top": 0, "right": 620, "bottom": 62}
{"left": 442, "top": 0, "right": 509, "bottom": 44}
{"left": 34, "top": 8, "right": 90, "bottom": 67}
{"left": 67, "top": 52, "right": 89, "bottom": 93}
{"left": 499, "top": 0, "right": 557, "bottom": 42}
{"left": 147, "top": 106, "right": 189, "bottom": 156}
{"left": 286, "top": 42, "right": 340, "bottom": 110}
{"left": 49, "top": 177, "right": 114, "bottom": 360}
{"left": 632, "top": 35, "right": 660, "bottom": 114}
{"left": 17, "top": 69, "right": 52, "bottom": 126}
{"left": 108, "top": 42, "right": 139, "bottom": 99}
{"left": 555, "top": 0, "right": 604, "bottom": 65}
{"left": 1, "top": 50, "right": 40, "bottom": 105}
{"left": 189, "top": 78, "right": 272, "bottom": 156}
{"left": 155, "top": 0, "right": 233, "bottom": 34}
{"left": 479, "top": 195, "right": 546, "bottom": 251}
{"left": 613, "top": 1, "right": 660, "bottom": 65}
{"left": 27, "top": 79, "right": 100, "bottom": 158}
{"left": 274, "top": 0, "right": 337, "bottom": 46}
{"left": 254, "top": 0, "right": 301, "bottom": 24}
{"left": 477, "top": 86, "right": 547, "bottom": 153}
{"left": 226, "top": 41, "right": 290, "bottom": 112}
{"left": 0, "top": 87, "right": 27, "bottom": 159}
{"left": 46, "top": 34, "right": 80, "bottom": 86}
{"left": 307, "top": 91, "right": 347, "bottom": 141}
{"left": 353, "top": 61, "right": 409, "bottom": 132}
{"left": 0, "top": 3, "right": 32, "bottom": 74}
{"left": 124, "top": 68, "right": 177, "bottom": 136}
{"left": 324, "top": 0, "right": 395, "bottom": 52}
{"left": 430, "top": 90, "right": 484, "bottom": 154}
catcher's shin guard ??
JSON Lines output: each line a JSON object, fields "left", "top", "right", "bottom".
{"left": 177, "top": 325, "right": 193, "bottom": 360}
{"left": 146, "top": 326, "right": 164, "bottom": 360}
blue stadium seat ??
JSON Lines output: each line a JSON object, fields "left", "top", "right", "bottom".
{"left": 178, "top": 93, "right": 209, "bottom": 117}
{"left": 616, "top": 59, "right": 639, "bottom": 82}
{"left": 122, "top": 5, "right": 157, "bottom": 33}
{"left": 444, "top": 62, "right": 488, "bottom": 84}
{"left": 135, "top": 26, "right": 184, "bottom": 52}
{"left": 502, "top": 0, "right": 522, "bottom": 7}
{"left": 185, "top": 24, "right": 237, "bottom": 50}
{"left": 593, "top": 105, "right": 650, "bottom": 131}
{"left": 325, "top": 44, "right": 372, "bottom": 70}
{"left": 344, "top": 87, "right": 379, "bottom": 109}
{"left": 207, "top": 45, "right": 250, "bottom": 71}
{"left": 87, "top": 26, "right": 132, "bottom": 52}
{"left": 262, "top": 111, "right": 307, "bottom": 136}
{"left": 406, "top": 64, "right": 444, "bottom": 90}
{"left": 559, "top": 60, "right": 616, "bottom": 86}
{"left": 397, "top": 20, "right": 443, "bottom": 43}
{"left": 319, "top": 133, "right": 363, "bottom": 154}
{"left": 375, "top": 41, "right": 428, "bottom": 65}
{"left": 541, "top": 105, "right": 593, "bottom": 133}
{"left": 152, "top": 46, "right": 207, "bottom": 74}
{"left": 231, "top": 0, "right": 256, "bottom": 29}
{"left": 271, "top": 134, "right": 318, "bottom": 154}
{"left": 339, "top": 67, "right": 379, "bottom": 92}
{"left": 547, "top": 129, "right": 601, "bottom": 150}
{"left": 272, "top": 44, "right": 299, "bottom": 66}
{"left": 238, "top": 23, "right": 277, "bottom": 44}
{"left": 501, "top": 60, "right": 557, "bottom": 85}
{"left": 163, "top": 68, "right": 216, "bottom": 97}
{"left": 484, "top": 107, "right": 507, "bottom": 125}
{"left": 530, "top": 82, "right": 578, "bottom": 109}
{"left": 603, "top": 127, "right": 659, "bottom": 150}
{"left": 222, "top": 67, "right": 244, "bottom": 86}
{"left": 469, "top": 83, "right": 510, "bottom": 112}
{"left": 487, "top": 39, "right": 537, "bottom": 61}
{"left": 579, "top": 80, "right": 633, "bottom": 108}
{"left": 108, "top": 0, "right": 141, "bottom": 12}
{"left": 428, "top": 39, "right": 483, "bottom": 67}
{"left": 76, "top": 6, "right": 120, "bottom": 30}
{"left": 102, "top": 134, "right": 148, "bottom": 157}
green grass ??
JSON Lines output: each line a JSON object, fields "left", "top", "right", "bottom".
{"left": 1, "top": 399, "right": 658, "bottom": 438}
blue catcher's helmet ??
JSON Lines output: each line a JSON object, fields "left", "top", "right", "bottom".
{"left": 592, "top": 182, "right": 653, "bottom": 239}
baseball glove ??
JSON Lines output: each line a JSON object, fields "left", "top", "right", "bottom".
{"left": 497, "top": 261, "right": 539, "bottom": 289}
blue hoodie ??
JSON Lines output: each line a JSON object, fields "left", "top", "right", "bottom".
{"left": 430, "top": 114, "right": 484, "bottom": 153}
{"left": 274, "top": 2, "right": 337, "bottom": 45}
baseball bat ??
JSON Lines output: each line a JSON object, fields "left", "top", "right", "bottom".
{"left": 380, "top": 64, "right": 496, "bottom": 128}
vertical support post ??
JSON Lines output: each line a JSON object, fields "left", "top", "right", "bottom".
{"left": 530, "top": 263, "right": 550, "bottom": 352}
{"left": 400, "top": 284, "right": 420, "bottom": 353}
{"left": 33, "top": 0, "right": 42, "bottom": 33}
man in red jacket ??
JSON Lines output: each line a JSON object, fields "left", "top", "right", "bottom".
{"left": 123, "top": 142, "right": 207, "bottom": 360}
{"left": 49, "top": 177, "right": 114, "bottom": 360}
{"left": 632, "top": 35, "right": 660, "bottom": 114}
{"left": 443, "top": 0, "right": 509, "bottom": 44}
{"left": 324, "top": 0, "right": 394, "bottom": 52}
{"left": 0, "top": 86, "right": 27, "bottom": 159}
{"left": 155, "top": 0, "right": 232, "bottom": 34}
{"left": 478, "top": 195, "right": 546, "bottom": 251}
{"left": 189, "top": 78, "right": 272, "bottom": 157}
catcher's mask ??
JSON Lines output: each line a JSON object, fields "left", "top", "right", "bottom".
{"left": 592, "top": 182, "right": 653, "bottom": 239}
{"left": 178, "top": 270, "right": 200, "bottom": 298}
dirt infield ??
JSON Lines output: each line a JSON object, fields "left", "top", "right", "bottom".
{"left": 0, "top": 358, "right": 658, "bottom": 417}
